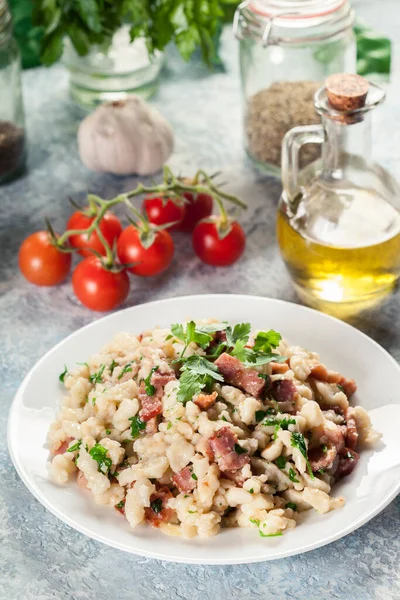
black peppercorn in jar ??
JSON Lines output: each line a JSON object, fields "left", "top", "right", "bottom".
{"left": 0, "top": 0, "right": 26, "bottom": 183}
{"left": 234, "top": 0, "right": 356, "bottom": 175}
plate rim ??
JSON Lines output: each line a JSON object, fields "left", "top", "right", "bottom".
{"left": 7, "top": 294, "right": 400, "bottom": 564}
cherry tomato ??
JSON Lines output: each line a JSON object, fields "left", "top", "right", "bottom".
{"left": 72, "top": 256, "right": 130, "bottom": 312}
{"left": 178, "top": 191, "right": 213, "bottom": 232}
{"left": 192, "top": 218, "right": 246, "bottom": 266}
{"left": 117, "top": 225, "right": 174, "bottom": 277}
{"left": 19, "top": 231, "right": 72, "bottom": 286}
{"left": 67, "top": 210, "right": 122, "bottom": 256}
{"left": 143, "top": 196, "right": 185, "bottom": 230}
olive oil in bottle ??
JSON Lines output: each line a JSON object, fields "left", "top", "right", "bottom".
{"left": 277, "top": 73, "right": 400, "bottom": 316}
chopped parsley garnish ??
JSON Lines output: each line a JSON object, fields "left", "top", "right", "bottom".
{"left": 188, "top": 510, "right": 197, "bottom": 514}
{"left": 249, "top": 488, "right": 254, "bottom": 494}
{"left": 321, "top": 444, "right": 328, "bottom": 453}
{"left": 115, "top": 500, "right": 125, "bottom": 509}
{"left": 318, "top": 468, "right": 325, "bottom": 474}
{"left": 285, "top": 502, "right": 297, "bottom": 511}
{"left": 92, "top": 397, "right": 96, "bottom": 406}
{"left": 165, "top": 334, "right": 174, "bottom": 341}
{"left": 89, "top": 443, "right": 112, "bottom": 475}
{"left": 234, "top": 443, "right": 247, "bottom": 455}
{"left": 191, "top": 472, "right": 198, "bottom": 480}
{"left": 140, "top": 366, "right": 159, "bottom": 394}
{"left": 105, "top": 429, "right": 111, "bottom": 435}
{"left": 150, "top": 498, "right": 163, "bottom": 513}
{"left": 221, "top": 415, "right": 228, "bottom": 422}
{"left": 275, "top": 456, "right": 287, "bottom": 469}
{"left": 109, "top": 359, "right": 118, "bottom": 375}
{"left": 288, "top": 468, "right": 299, "bottom": 483}
{"left": 263, "top": 417, "right": 296, "bottom": 440}
{"left": 225, "top": 323, "right": 251, "bottom": 348}
{"left": 255, "top": 408, "right": 275, "bottom": 422}
{"left": 177, "top": 355, "right": 223, "bottom": 404}
{"left": 253, "top": 330, "right": 282, "bottom": 354}
{"left": 117, "top": 361, "right": 134, "bottom": 381}
{"left": 67, "top": 440, "right": 81, "bottom": 453}
{"left": 59, "top": 365, "right": 68, "bottom": 383}
{"left": 171, "top": 321, "right": 214, "bottom": 358}
{"left": 89, "top": 364, "right": 106, "bottom": 385}
{"left": 76, "top": 362, "right": 89, "bottom": 368}
{"left": 166, "top": 422, "right": 172, "bottom": 430}
{"left": 249, "top": 518, "right": 260, "bottom": 526}
{"left": 337, "top": 384, "right": 345, "bottom": 394}
{"left": 291, "top": 432, "right": 314, "bottom": 479}
{"left": 128, "top": 415, "right": 146, "bottom": 439}
{"left": 258, "top": 373, "right": 270, "bottom": 382}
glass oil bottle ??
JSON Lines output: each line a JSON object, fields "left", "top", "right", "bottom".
{"left": 277, "top": 73, "right": 400, "bottom": 317}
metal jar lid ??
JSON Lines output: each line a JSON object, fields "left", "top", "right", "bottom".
{"left": 234, "top": 0, "right": 354, "bottom": 47}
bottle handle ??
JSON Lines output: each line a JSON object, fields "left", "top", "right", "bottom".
{"left": 281, "top": 124, "right": 325, "bottom": 206}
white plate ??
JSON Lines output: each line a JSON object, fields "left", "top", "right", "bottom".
{"left": 7, "top": 294, "right": 400, "bottom": 565}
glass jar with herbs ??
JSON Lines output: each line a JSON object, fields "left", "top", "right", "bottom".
{"left": 234, "top": 0, "right": 356, "bottom": 175}
{"left": 0, "top": 0, "right": 26, "bottom": 183}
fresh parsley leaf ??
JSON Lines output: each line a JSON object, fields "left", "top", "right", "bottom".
{"left": 249, "top": 488, "right": 254, "bottom": 494}
{"left": 140, "top": 366, "right": 159, "bottom": 395}
{"left": 67, "top": 440, "right": 81, "bottom": 453}
{"left": 115, "top": 500, "right": 125, "bottom": 509}
{"left": 128, "top": 415, "right": 146, "bottom": 439}
{"left": 177, "top": 355, "right": 223, "bottom": 404}
{"left": 89, "top": 364, "right": 106, "bottom": 385}
{"left": 253, "top": 330, "right": 282, "bottom": 354}
{"left": 259, "top": 531, "right": 283, "bottom": 538}
{"left": 77, "top": 362, "right": 89, "bottom": 368}
{"left": 171, "top": 323, "right": 185, "bottom": 341}
{"left": 318, "top": 468, "right": 325, "bottom": 474}
{"left": 167, "top": 422, "right": 172, "bottom": 430}
{"left": 263, "top": 417, "right": 296, "bottom": 439}
{"left": 258, "top": 373, "right": 270, "bottom": 381}
{"left": 105, "top": 429, "right": 111, "bottom": 435}
{"left": 197, "top": 322, "right": 228, "bottom": 333}
{"left": 165, "top": 334, "right": 173, "bottom": 341}
{"left": 288, "top": 468, "right": 299, "bottom": 483}
{"left": 150, "top": 498, "right": 163, "bottom": 513}
{"left": 92, "top": 397, "right": 96, "bottom": 406}
{"left": 225, "top": 323, "right": 251, "bottom": 348}
{"left": 221, "top": 415, "right": 228, "bottom": 422}
{"left": 285, "top": 502, "right": 297, "bottom": 511}
{"left": 109, "top": 359, "right": 118, "bottom": 375}
{"left": 234, "top": 443, "right": 247, "bottom": 455}
{"left": 337, "top": 384, "right": 345, "bottom": 394}
{"left": 275, "top": 456, "right": 287, "bottom": 469}
{"left": 291, "top": 432, "right": 314, "bottom": 479}
{"left": 191, "top": 472, "right": 198, "bottom": 480}
{"left": 59, "top": 365, "right": 68, "bottom": 383}
{"left": 117, "top": 361, "right": 134, "bottom": 381}
{"left": 89, "top": 443, "right": 112, "bottom": 475}
{"left": 255, "top": 408, "right": 276, "bottom": 422}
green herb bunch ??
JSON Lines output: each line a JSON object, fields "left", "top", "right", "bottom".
{"left": 33, "top": 0, "right": 240, "bottom": 67}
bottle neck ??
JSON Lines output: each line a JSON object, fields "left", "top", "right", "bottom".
{"left": 321, "top": 113, "right": 372, "bottom": 181}
{"left": 0, "top": 0, "right": 12, "bottom": 45}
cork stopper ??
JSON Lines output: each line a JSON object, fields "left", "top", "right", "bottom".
{"left": 325, "top": 73, "right": 369, "bottom": 112}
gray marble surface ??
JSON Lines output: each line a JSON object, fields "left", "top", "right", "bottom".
{"left": 1, "top": 2, "right": 400, "bottom": 598}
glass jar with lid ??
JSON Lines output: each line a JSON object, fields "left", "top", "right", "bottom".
{"left": 234, "top": 0, "right": 356, "bottom": 175}
{"left": 0, "top": 0, "right": 26, "bottom": 183}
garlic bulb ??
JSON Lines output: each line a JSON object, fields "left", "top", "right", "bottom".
{"left": 78, "top": 96, "right": 174, "bottom": 176}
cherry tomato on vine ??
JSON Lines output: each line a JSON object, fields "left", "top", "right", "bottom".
{"left": 19, "top": 231, "right": 72, "bottom": 286}
{"left": 67, "top": 210, "right": 122, "bottom": 256}
{"left": 178, "top": 190, "right": 213, "bottom": 232}
{"left": 192, "top": 218, "right": 246, "bottom": 266}
{"left": 117, "top": 225, "right": 174, "bottom": 277}
{"left": 72, "top": 256, "right": 130, "bottom": 312}
{"left": 143, "top": 195, "right": 185, "bottom": 230}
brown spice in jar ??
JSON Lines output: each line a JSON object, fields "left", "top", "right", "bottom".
{"left": 0, "top": 120, "right": 25, "bottom": 179}
{"left": 245, "top": 81, "right": 321, "bottom": 169}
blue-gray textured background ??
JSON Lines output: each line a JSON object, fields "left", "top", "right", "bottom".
{"left": 1, "top": 1, "right": 399, "bottom": 598}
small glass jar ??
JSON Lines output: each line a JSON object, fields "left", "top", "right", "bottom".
{"left": 63, "top": 25, "right": 164, "bottom": 111}
{"left": 0, "top": 0, "right": 26, "bottom": 183}
{"left": 234, "top": 0, "right": 356, "bottom": 175}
